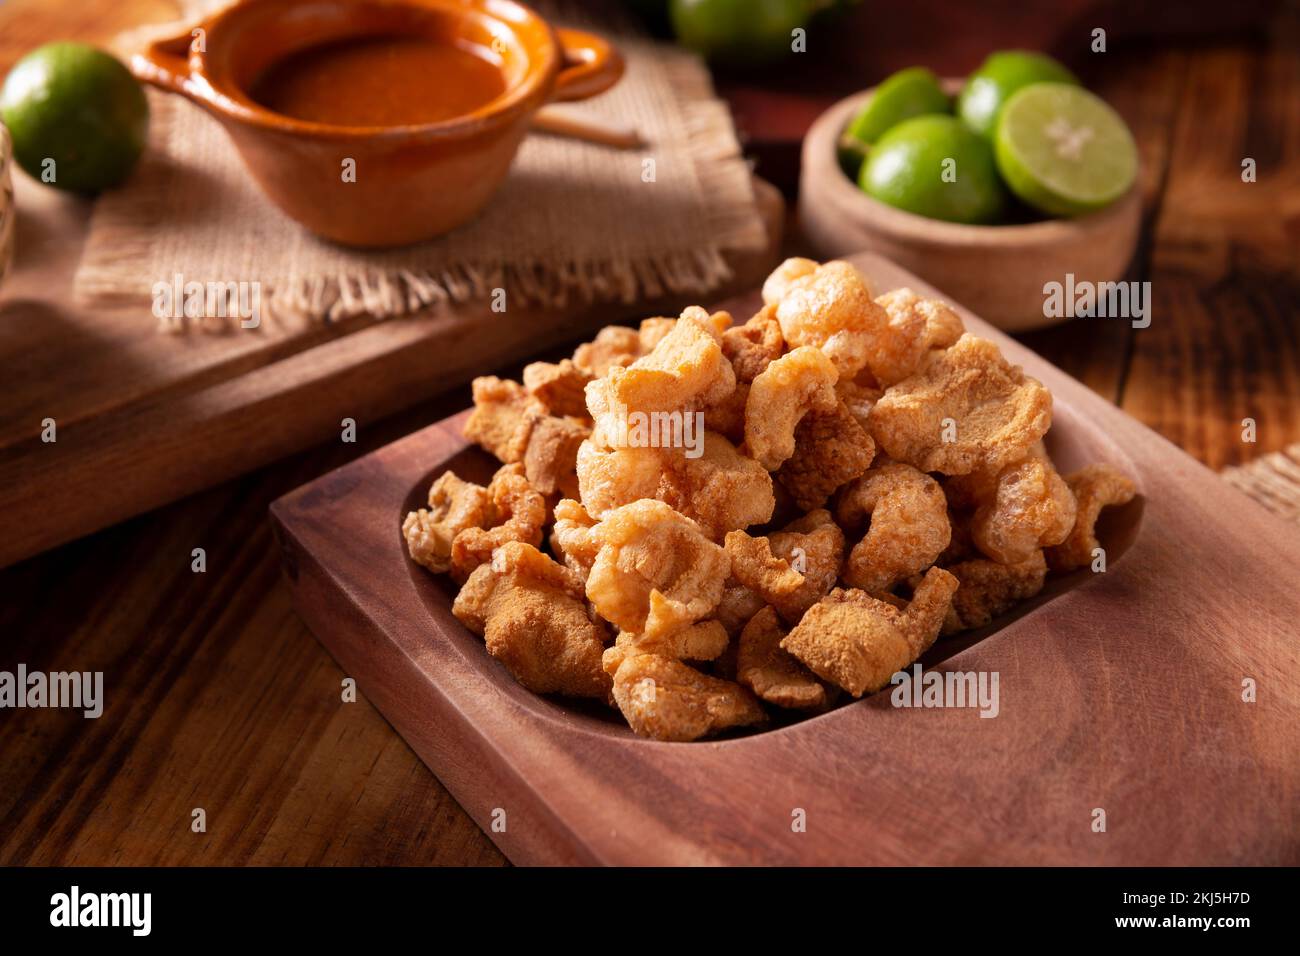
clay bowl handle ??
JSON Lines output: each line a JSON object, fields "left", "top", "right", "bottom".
{"left": 551, "top": 28, "right": 623, "bottom": 102}
{"left": 129, "top": 26, "right": 200, "bottom": 98}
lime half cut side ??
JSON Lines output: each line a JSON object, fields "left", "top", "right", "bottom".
{"left": 994, "top": 82, "right": 1137, "bottom": 217}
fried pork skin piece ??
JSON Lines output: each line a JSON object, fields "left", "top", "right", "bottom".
{"left": 463, "top": 376, "right": 542, "bottom": 463}
{"left": 744, "top": 346, "right": 839, "bottom": 471}
{"left": 737, "top": 606, "right": 828, "bottom": 710}
{"left": 403, "top": 471, "right": 494, "bottom": 575}
{"left": 450, "top": 463, "right": 546, "bottom": 582}
{"left": 715, "top": 583, "right": 767, "bottom": 637}
{"left": 777, "top": 399, "right": 876, "bottom": 510}
{"left": 601, "top": 620, "right": 730, "bottom": 676}
{"left": 722, "top": 305, "right": 785, "bottom": 383}
{"left": 836, "top": 377, "right": 885, "bottom": 431}
{"left": 453, "top": 542, "right": 611, "bottom": 699}
{"left": 780, "top": 567, "right": 959, "bottom": 697}
{"left": 523, "top": 358, "right": 594, "bottom": 419}
{"left": 725, "top": 510, "right": 845, "bottom": 626}
{"left": 941, "top": 550, "right": 1048, "bottom": 634}
{"left": 1046, "top": 464, "right": 1137, "bottom": 571}
{"left": 702, "top": 381, "right": 749, "bottom": 444}
{"left": 587, "top": 306, "right": 736, "bottom": 444}
{"left": 522, "top": 414, "right": 589, "bottom": 498}
{"left": 549, "top": 498, "right": 601, "bottom": 578}
{"left": 762, "top": 257, "right": 819, "bottom": 307}
{"left": 573, "top": 325, "right": 641, "bottom": 377}
{"left": 773, "top": 260, "right": 889, "bottom": 377}
{"left": 611, "top": 653, "right": 766, "bottom": 741}
{"left": 837, "top": 462, "right": 950, "bottom": 594}
{"left": 870, "top": 334, "right": 1052, "bottom": 476}
{"left": 575, "top": 431, "right": 774, "bottom": 540}
{"left": 585, "top": 499, "right": 730, "bottom": 639}
{"left": 960, "top": 449, "right": 1077, "bottom": 564}
{"left": 869, "top": 288, "right": 966, "bottom": 387}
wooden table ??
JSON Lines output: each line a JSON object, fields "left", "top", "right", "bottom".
{"left": 1, "top": 0, "right": 1296, "bottom": 865}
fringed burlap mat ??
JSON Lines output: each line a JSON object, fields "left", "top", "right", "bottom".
{"left": 1222, "top": 443, "right": 1300, "bottom": 525}
{"left": 75, "top": 0, "right": 767, "bottom": 325}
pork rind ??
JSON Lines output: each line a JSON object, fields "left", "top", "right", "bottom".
{"left": 585, "top": 499, "right": 730, "bottom": 639}
{"left": 611, "top": 653, "right": 766, "bottom": 742}
{"left": 1046, "top": 464, "right": 1137, "bottom": 571}
{"left": 402, "top": 471, "right": 494, "bottom": 575}
{"left": 868, "top": 288, "right": 966, "bottom": 386}
{"left": 549, "top": 498, "right": 601, "bottom": 578}
{"left": 737, "top": 606, "right": 828, "bottom": 710}
{"left": 870, "top": 334, "right": 1052, "bottom": 476}
{"left": 772, "top": 259, "right": 888, "bottom": 377}
{"left": 573, "top": 325, "right": 641, "bottom": 377}
{"left": 702, "top": 381, "right": 748, "bottom": 444}
{"left": 449, "top": 463, "right": 547, "bottom": 582}
{"left": 575, "top": 431, "right": 774, "bottom": 540}
{"left": 837, "top": 462, "right": 950, "bottom": 594}
{"left": 761, "top": 257, "right": 819, "bottom": 307}
{"left": 777, "top": 399, "right": 876, "bottom": 510}
{"left": 523, "top": 358, "right": 594, "bottom": 419}
{"left": 464, "top": 376, "right": 542, "bottom": 463}
{"left": 962, "top": 449, "right": 1077, "bottom": 564}
{"left": 453, "top": 542, "right": 610, "bottom": 699}
{"left": 522, "top": 414, "right": 589, "bottom": 498}
{"left": 725, "top": 510, "right": 844, "bottom": 626}
{"left": 601, "top": 620, "right": 730, "bottom": 676}
{"left": 744, "top": 346, "right": 839, "bottom": 471}
{"left": 722, "top": 305, "right": 785, "bottom": 383}
{"left": 714, "top": 583, "right": 767, "bottom": 637}
{"left": 836, "top": 377, "right": 884, "bottom": 431}
{"left": 780, "top": 567, "right": 958, "bottom": 697}
{"left": 941, "top": 550, "right": 1048, "bottom": 634}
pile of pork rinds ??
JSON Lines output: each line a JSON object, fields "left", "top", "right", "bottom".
{"left": 403, "top": 258, "right": 1137, "bottom": 741}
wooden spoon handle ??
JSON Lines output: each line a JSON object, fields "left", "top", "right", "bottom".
{"left": 532, "top": 107, "right": 645, "bottom": 150}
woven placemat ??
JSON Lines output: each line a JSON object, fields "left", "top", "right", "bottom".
{"left": 1222, "top": 443, "right": 1300, "bottom": 525}
{"left": 75, "top": 0, "right": 767, "bottom": 324}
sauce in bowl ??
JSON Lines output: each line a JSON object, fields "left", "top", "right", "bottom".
{"left": 249, "top": 36, "right": 507, "bottom": 127}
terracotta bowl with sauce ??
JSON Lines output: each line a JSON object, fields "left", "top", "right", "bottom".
{"left": 131, "top": 0, "right": 623, "bottom": 247}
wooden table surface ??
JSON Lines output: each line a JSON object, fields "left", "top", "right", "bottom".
{"left": 1, "top": 0, "right": 1296, "bottom": 866}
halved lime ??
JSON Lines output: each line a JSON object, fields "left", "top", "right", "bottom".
{"left": 957, "top": 50, "right": 1077, "bottom": 139}
{"left": 844, "top": 67, "right": 950, "bottom": 147}
{"left": 859, "top": 114, "right": 1006, "bottom": 224}
{"left": 994, "top": 82, "right": 1137, "bottom": 217}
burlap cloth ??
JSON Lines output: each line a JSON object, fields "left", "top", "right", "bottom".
{"left": 75, "top": 0, "right": 767, "bottom": 324}
{"left": 1222, "top": 443, "right": 1300, "bottom": 525}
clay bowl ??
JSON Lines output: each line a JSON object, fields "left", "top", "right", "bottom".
{"left": 799, "top": 86, "right": 1142, "bottom": 332}
{"left": 131, "top": 0, "right": 623, "bottom": 248}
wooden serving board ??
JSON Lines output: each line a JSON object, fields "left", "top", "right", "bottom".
{"left": 270, "top": 252, "right": 1300, "bottom": 866}
{"left": 0, "top": 173, "right": 782, "bottom": 570}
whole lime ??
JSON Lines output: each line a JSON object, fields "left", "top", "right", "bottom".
{"left": 669, "top": 0, "right": 815, "bottom": 64}
{"left": 956, "top": 50, "right": 1077, "bottom": 139}
{"left": 844, "top": 66, "right": 950, "bottom": 147}
{"left": 0, "top": 42, "right": 149, "bottom": 193}
{"left": 860, "top": 114, "right": 1006, "bottom": 224}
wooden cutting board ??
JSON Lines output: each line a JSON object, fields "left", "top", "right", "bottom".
{"left": 0, "top": 173, "right": 782, "bottom": 570}
{"left": 269, "top": 252, "right": 1300, "bottom": 866}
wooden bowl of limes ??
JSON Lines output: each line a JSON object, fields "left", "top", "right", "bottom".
{"left": 799, "top": 72, "right": 1141, "bottom": 332}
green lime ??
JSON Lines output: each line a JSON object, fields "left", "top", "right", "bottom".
{"left": 993, "top": 82, "right": 1137, "bottom": 216}
{"left": 669, "top": 0, "right": 816, "bottom": 64}
{"left": 844, "top": 67, "right": 950, "bottom": 147}
{"left": 0, "top": 42, "right": 149, "bottom": 193}
{"left": 957, "top": 50, "right": 1077, "bottom": 139}
{"left": 859, "top": 114, "right": 1006, "bottom": 224}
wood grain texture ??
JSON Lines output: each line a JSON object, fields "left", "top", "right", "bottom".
{"left": 271, "top": 253, "right": 1300, "bottom": 866}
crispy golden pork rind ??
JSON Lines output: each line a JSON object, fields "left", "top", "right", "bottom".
{"left": 523, "top": 358, "right": 594, "bottom": 419}
{"left": 940, "top": 550, "right": 1048, "bottom": 634}
{"left": 450, "top": 463, "right": 546, "bottom": 582}
{"left": 837, "top": 462, "right": 950, "bottom": 594}
{"left": 744, "top": 346, "right": 839, "bottom": 471}
{"left": 959, "top": 448, "right": 1077, "bottom": 564}
{"left": 761, "top": 257, "right": 819, "bottom": 307}
{"left": 835, "top": 377, "right": 885, "bottom": 431}
{"left": 452, "top": 542, "right": 610, "bottom": 699}
{"left": 869, "top": 334, "right": 1052, "bottom": 476}
{"left": 725, "top": 510, "right": 845, "bottom": 625}
{"left": 737, "top": 606, "right": 828, "bottom": 710}
{"left": 777, "top": 400, "right": 876, "bottom": 510}
{"left": 522, "top": 414, "right": 589, "bottom": 498}
{"left": 611, "top": 653, "right": 766, "bottom": 741}
{"left": 601, "top": 620, "right": 730, "bottom": 676}
{"left": 1046, "top": 464, "right": 1137, "bottom": 571}
{"left": 780, "top": 567, "right": 958, "bottom": 697}
{"left": 702, "top": 381, "right": 749, "bottom": 444}
{"left": 575, "top": 431, "right": 774, "bottom": 540}
{"left": 402, "top": 471, "right": 494, "bottom": 575}
{"left": 463, "top": 376, "right": 542, "bottom": 463}
{"left": 585, "top": 499, "right": 730, "bottom": 639}
{"left": 721, "top": 304, "right": 785, "bottom": 383}
{"left": 868, "top": 288, "right": 966, "bottom": 387}
{"left": 573, "top": 325, "right": 641, "bottom": 377}
{"left": 714, "top": 583, "right": 767, "bottom": 637}
{"left": 549, "top": 498, "right": 601, "bottom": 578}
{"left": 773, "top": 260, "right": 889, "bottom": 377}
